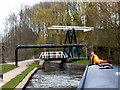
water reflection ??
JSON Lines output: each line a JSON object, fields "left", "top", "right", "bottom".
{"left": 25, "top": 62, "right": 84, "bottom": 89}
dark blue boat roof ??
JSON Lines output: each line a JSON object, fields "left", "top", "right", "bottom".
{"left": 78, "top": 65, "right": 119, "bottom": 88}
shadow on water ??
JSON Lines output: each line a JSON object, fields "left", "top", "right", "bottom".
{"left": 25, "top": 62, "right": 84, "bottom": 89}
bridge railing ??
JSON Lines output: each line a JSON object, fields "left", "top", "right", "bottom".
{"left": 39, "top": 51, "right": 65, "bottom": 59}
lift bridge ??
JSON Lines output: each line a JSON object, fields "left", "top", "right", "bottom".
{"left": 47, "top": 26, "right": 94, "bottom": 59}
{"left": 15, "top": 26, "right": 94, "bottom": 66}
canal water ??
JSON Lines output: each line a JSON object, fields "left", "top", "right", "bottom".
{"left": 25, "top": 62, "right": 84, "bottom": 89}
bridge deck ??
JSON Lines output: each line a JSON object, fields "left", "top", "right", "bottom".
{"left": 44, "top": 58, "right": 68, "bottom": 61}
{"left": 78, "top": 65, "right": 119, "bottom": 89}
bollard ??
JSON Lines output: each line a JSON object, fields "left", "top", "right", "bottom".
{"left": 0, "top": 73, "right": 3, "bottom": 82}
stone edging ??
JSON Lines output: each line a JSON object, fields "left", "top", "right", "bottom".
{"left": 50, "top": 61, "right": 87, "bottom": 70}
{"left": 65, "top": 63, "right": 87, "bottom": 70}
{"left": 15, "top": 67, "right": 39, "bottom": 89}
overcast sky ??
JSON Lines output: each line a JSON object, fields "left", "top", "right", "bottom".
{"left": 0, "top": 0, "right": 119, "bottom": 37}
{"left": 0, "top": 0, "right": 42, "bottom": 36}
{"left": 0, "top": 0, "right": 78, "bottom": 37}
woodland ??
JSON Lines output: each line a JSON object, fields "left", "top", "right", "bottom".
{"left": 2, "top": 2, "right": 119, "bottom": 64}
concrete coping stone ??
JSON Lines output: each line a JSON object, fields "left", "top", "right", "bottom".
{"left": 15, "top": 67, "right": 39, "bottom": 89}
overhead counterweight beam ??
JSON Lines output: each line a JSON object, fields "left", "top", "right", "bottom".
{"left": 48, "top": 26, "right": 94, "bottom": 32}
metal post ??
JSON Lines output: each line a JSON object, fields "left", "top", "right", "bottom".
{"left": 0, "top": 73, "right": 3, "bottom": 82}
{"left": 73, "top": 28, "right": 80, "bottom": 58}
{"left": 63, "top": 30, "right": 71, "bottom": 58}
{"left": 15, "top": 48, "right": 18, "bottom": 66}
{"left": 87, "top": 46, "right": 90, "bottom": 60}
{"left": 69, "top": 30, "right": 74, "bottom": 58}
{"left": 67, "top": 31, "right": 73, "bottom": 58}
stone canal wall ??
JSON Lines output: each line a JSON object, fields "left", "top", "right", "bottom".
{"left": 50, "top": 61, "right": 87, "bottom": 70}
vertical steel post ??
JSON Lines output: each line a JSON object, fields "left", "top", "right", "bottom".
{"left": 15, "top": 48, "right": 18, "bottom": 66}
{"left": 72, "top": 28, "right": 80, "bottom": 58}
{"left": 69, "top": 30, "right": 74, "bottom": 57}
{"left": 63, "top": 30, "right": 71, "bottom": 58}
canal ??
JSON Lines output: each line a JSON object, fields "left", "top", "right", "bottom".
{"left": 25, "top": 62, "right": 84, "bottom": 89}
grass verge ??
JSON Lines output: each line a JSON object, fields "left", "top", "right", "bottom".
{"left": 1, "top": 64, "right": 39, "bottom": 89}
{"left": 0, "top": 64, "right": 17, "bottom": 74}
{"left": 70, "top": 59, "right": 89, "bottom": 65}
{"left": 52, "top": 61, "right": 61, "bottom": 63}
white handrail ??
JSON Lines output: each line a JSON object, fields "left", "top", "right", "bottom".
{"left": 39, "top": 51, "right": 65, "bottom": 59}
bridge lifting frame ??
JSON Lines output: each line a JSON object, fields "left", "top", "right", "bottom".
{"left": 15, "top": 44, "right": 85, "bottom": 66}
{"left": 64, "top": 28, "right": 79, "bottom": 58}
{"left": 48, "top": 26, "right": 94, "bottom": 59}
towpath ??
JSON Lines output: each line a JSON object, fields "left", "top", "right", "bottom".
{"left": 0, "top": 59, "right": 35, "bottom": 88}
